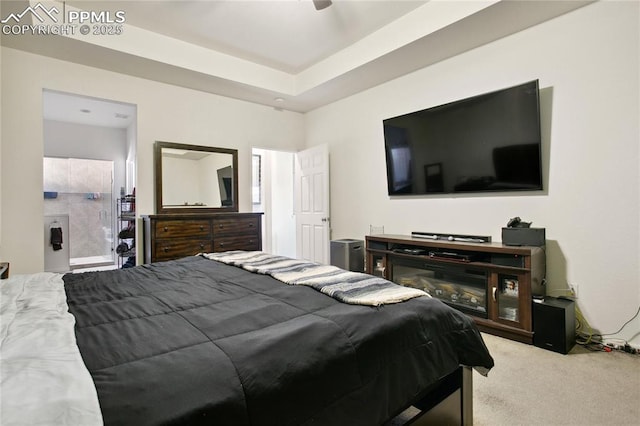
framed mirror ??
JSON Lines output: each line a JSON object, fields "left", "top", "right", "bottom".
{"left": 155, "top": 141, "right": 238, "bottom": 214}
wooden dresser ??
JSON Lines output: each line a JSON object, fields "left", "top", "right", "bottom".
{"left": 142, "top": 213, "right": 262, "bottom": 263}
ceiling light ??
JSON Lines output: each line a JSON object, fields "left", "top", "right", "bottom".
{"left": 80, "top": 109, "right": 91, "bottom": 113}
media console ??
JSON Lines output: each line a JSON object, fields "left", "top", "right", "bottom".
{"left": 366, "top": 234, "right": 545, "bottom": 344}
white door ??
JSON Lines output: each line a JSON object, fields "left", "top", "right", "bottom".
{"left": 294, "top": 144, "right": 330, "bottom": 264}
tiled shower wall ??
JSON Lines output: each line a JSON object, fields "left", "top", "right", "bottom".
{"left": 43, "top": 157, "right": 114, "bottom": 261}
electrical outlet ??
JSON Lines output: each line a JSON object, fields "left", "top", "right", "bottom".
{"left": 569, "top": 283, "right": 578, "bottom": 298}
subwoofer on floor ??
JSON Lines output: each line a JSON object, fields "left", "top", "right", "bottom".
{"left": 330, "top": 239, "right": 364, "bottom": 272}
{"left": 533, "top": 297, "right": 576, "bottom": 354}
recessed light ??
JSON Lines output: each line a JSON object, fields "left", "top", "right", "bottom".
{"left": 274, "top": 97, "right": 285, "bottom": 103}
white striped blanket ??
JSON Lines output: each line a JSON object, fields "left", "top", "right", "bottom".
{"left": 202, "top": 251, "right": 428, "bottom": 306}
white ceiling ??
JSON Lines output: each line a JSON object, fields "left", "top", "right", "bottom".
{"left": 75, "top": 0, "right": 428, "bottom": 74}
{"left": 43, "top": 90, "right": 137, "bottom": 128}
{"left": 2, "top": 0, "right": 592, "bottom": 125}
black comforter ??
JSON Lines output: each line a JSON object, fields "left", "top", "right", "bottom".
{"left": 64, "top": 255, "right": 493, "bottom": 426}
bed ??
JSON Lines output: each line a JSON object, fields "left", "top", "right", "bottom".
{"left": 0, "top": 252, "right": 493, "bottom": 425}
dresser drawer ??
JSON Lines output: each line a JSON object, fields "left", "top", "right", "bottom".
{"left": 214, "top": 235, "right": 261, "bottom": 252}
{"left": 154, "top": 220, "right": 211, "bottom": 239}
{"left": 154, "top": 240, "right": 213, "bottom": 261}
{"left": 213, "top": 216, "right": 259, "bottom": 236}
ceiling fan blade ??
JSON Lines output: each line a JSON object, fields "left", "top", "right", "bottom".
{"left": 313, "top": 0, "right": 332, "bottom": 11}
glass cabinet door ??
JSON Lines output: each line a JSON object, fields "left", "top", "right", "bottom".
{"left": 496, "top": 274, "right": 520, "bottom": 323}
{"left": 370, "top": 254, "right": 387, "bottom": 278}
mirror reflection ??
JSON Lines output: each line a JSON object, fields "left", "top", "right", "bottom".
{"left": 155, "top": 142, "right": 238, "bottom": 213}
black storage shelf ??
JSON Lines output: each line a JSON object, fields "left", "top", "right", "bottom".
{"left": 117, "top": 196, "right": 136, "bottom": 268}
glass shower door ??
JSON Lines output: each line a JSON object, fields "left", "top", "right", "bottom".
{"left": 97, "top": 162, "right": 114, "bottom": 264}
{"left": 44, "top": 157, "right": 115, "bottom": 269}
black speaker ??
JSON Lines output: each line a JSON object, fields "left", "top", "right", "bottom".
{"left": 502, "top": 227, "right": 546, "bottom": 246}
{"left": 533, "top": 297, "right": 575, "bottom": 354}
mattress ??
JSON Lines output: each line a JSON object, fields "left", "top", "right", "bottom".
{"left": 0, "top": 272, "right": 103, "bottom": 425}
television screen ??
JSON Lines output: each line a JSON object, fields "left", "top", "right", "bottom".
{"left": 383, "top": 80, "right": 543, "bottom": 195}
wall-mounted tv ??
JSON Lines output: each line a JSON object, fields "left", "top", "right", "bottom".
{"left": 383, "top": 80, "right": 543, "bottom": 196}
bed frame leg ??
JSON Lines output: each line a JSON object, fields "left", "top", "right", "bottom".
{"left": 407, "top": 366, "right": 474, "bottom": 425}
{"left": 461, "top": 366, "right": 473, "bottom": 426}
{"left": 0, "top": 262, "right": 9, "bottom": 280}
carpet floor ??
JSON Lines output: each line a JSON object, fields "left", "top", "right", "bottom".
{"left": 473, "top": 333, "right": 640, "bottom": 425}
{"left": 392, "top": 333, "right": 639, "bottom": 425}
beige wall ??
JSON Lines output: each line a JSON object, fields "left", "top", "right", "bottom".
{"left": 0, "top": 33, "right": 3, "bottom": 251}
{"left": 305, "top": 1, "right": 639, "bottom": 344}
{"left": 0, "top": 47, "right": 305, "bottom": 273}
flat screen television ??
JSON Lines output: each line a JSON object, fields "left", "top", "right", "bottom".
{"left": 383, "top": 80, "right": 543, "bottom": 195}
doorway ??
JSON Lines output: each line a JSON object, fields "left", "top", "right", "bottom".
{"left": 252, "top": 145, "right": 330, "bottom": 263}
{"left": 252, "top": 148, "right": 296, "bottom": 258}
{"left": 42, "top": 89, "right": 137, "bottom": 272}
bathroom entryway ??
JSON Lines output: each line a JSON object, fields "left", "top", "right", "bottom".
{"left": 42, "top": 89, "right": 137, "bottom": 272}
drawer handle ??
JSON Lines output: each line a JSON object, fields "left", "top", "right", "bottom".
{"left": 219, "top": 242, "right": 225, "bottom": 247}
{"left": 200, "top": 243, "right": 205, "bottom": 249}
{"left": 163, "top": 247, "right": 170, "bottom": 253}
{"left": 163, "top": 227, "right": 168, "bottom": 232}
{"left": 248, "top": 223, "right": 254, "bottom": 227}
{"left": 200, "top": 225, "right": 204, "bottom": 231}
{"left": 219, "top": 224, "right": 224, "bottom": 229}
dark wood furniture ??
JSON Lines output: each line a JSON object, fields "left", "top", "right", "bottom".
{"left": 366, "top": 234, "right": 545, "bottom": 343}
{"left": 142, "top": 213, "right": 262, "bottom": 263}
